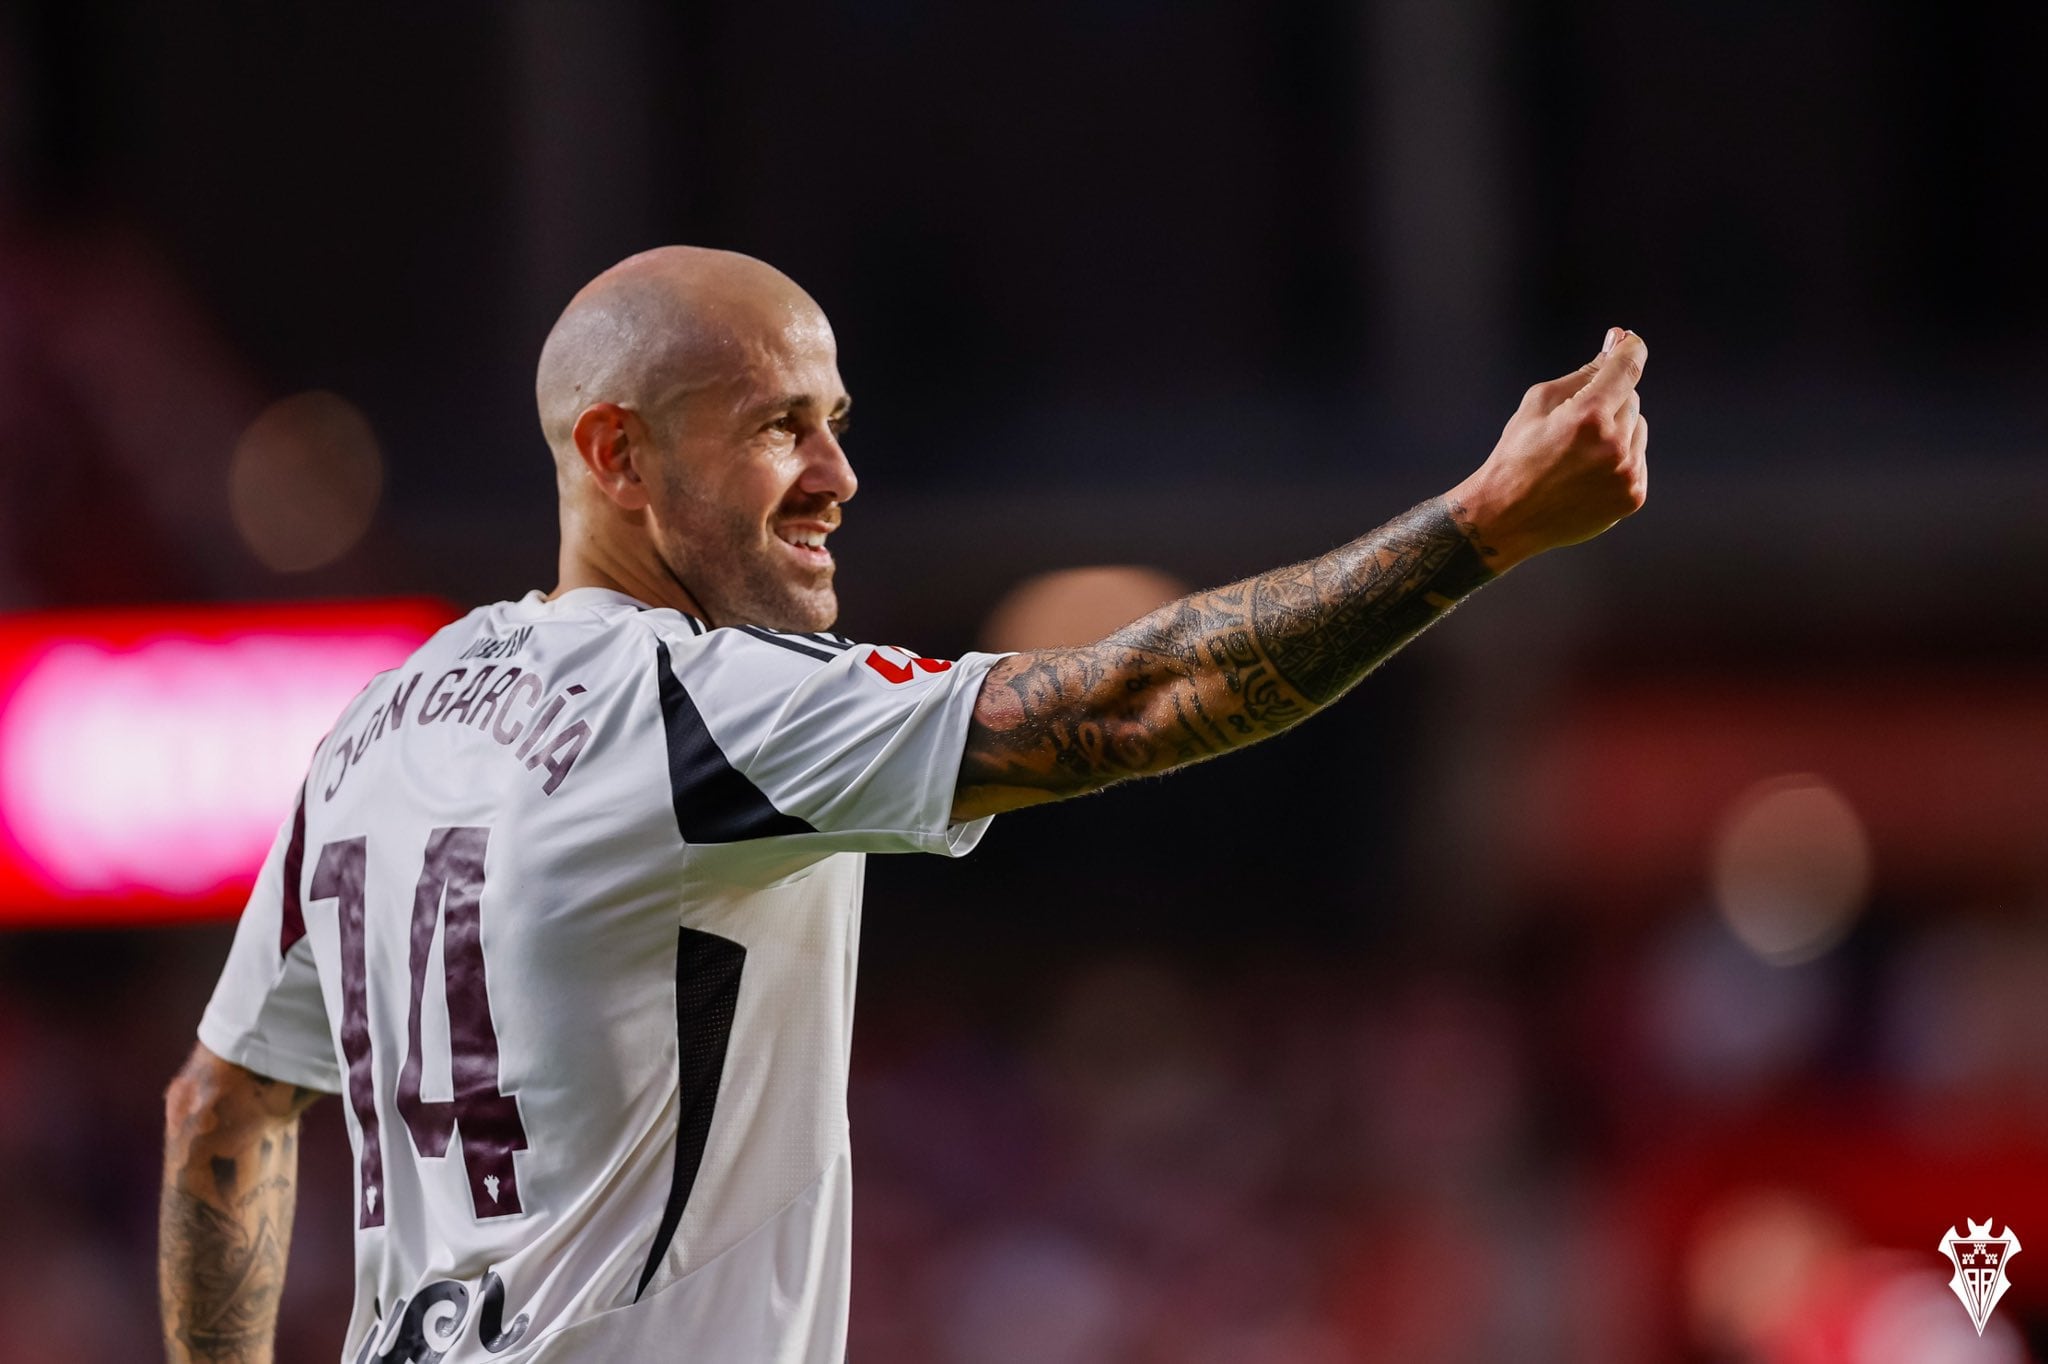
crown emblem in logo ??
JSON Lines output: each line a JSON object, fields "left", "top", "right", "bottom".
{"left": 1938, "top": 1218, "right": 2020, "bottom": 1335}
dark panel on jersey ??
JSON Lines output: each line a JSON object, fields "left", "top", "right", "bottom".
{"left": 278, "top": 780, "right": 310, "bottom": 955}
{"left": 635, "top": 927, "right": 747, "bottom": 1302}
{"left": 653, "top": 641, "right": 816, "bottom": 842}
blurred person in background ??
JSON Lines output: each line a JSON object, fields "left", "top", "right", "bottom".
{"left": 159, "top": 245, "right": 1647, "bottom": 1362}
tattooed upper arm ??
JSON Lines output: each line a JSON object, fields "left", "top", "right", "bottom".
{"left": 951, "top": 641, "right": 1185, "bottom": 818}
{"left": 951, "top": 498, "right": 1493, "bottom": 822}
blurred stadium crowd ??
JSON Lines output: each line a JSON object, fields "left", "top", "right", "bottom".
{"left": 4, "top": 1, "right": 2048, "bottom": 1361}
{"left": 5, "top": 888, "right": 2047, "bottom": 1360}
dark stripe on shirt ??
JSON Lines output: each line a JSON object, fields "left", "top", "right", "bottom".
{"left": 654, "top": 641, "right": 816, "bottom": 842}
{"left": 278, "top": 782, "right": 309, "bottom": 956}
{"left": 636, "top": 927, "right": 747, "bottom": 1302}
{"left": 734, "top": 625, "right": 836, "bottom": 662}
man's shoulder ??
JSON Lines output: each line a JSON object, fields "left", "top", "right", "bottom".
{"left": 652, "top": 623, "right": 863, "bottom": 709}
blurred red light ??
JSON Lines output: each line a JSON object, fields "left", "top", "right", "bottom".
{"left": 0, "top": 600, "right": 453, "bottom": 926}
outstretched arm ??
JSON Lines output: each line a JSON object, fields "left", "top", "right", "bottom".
{"left": 953, "top": 329, "right": 1649, "bottom": 820}
{"left": 160, "top": 1043, "right": 323, "bottom": 1364}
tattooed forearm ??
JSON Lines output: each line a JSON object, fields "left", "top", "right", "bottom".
{"left": 955, "top": 497, "right": 1493, "bottom": 815}
{"left": 160, "top": 1047, "right": 321, "bottom": 1364}
{"left": 161, "top": 1176, "right": 293, "bottom": 1360}
{"left": 1246, "top": 499, "right": 1494, "bottom": 705}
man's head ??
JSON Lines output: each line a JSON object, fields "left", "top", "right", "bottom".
{"left": 538, "top": 246, "right": 856, "bottom": 630}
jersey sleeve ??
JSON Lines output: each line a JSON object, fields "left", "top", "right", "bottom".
{"left": 649, "top": 623, "right": 1010, "bottom": 858}
{"left": 196, "top": 784, "right": 343, "bottom": 1092}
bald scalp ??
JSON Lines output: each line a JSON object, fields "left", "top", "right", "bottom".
{"left": 534, "top": 245, "right": 820, "bottom": 459}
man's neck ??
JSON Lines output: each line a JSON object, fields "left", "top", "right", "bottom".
{"left": 551, "top": 547, "right": 708, "bottom": 621}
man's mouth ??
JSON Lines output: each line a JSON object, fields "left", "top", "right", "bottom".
{"left": 775, "top": 523, "right": 835, "bottom": 566}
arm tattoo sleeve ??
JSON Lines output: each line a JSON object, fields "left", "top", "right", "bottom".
{"left": 160, "top": 1058, "right": 319, "bottom": 1364}
{"left": 958, "top": 497, "right": 1494, "bottom": 808}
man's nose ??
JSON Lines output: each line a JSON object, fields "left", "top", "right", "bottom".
{"left": 800, "top": 429, "right": 858, "bottom": 504}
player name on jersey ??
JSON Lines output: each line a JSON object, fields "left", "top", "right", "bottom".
{"left": 322, "top": 664, "right": 592, "bottom": 802}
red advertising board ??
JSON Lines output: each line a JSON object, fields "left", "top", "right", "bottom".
{"left": 0, "top": 599, "right": 455, "bottom": 926}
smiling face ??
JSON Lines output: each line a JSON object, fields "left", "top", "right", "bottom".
{"left": 643, "top": 301, "right": 857, "bottom": 631}
{"left": 539, "top": 247, "right": 863, "bottom": 632}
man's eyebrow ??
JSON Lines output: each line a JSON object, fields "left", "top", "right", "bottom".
{"left": 748, "top": 394, "right": 853, "bottom": 418}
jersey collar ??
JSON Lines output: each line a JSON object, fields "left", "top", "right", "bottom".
{"left": 521, "top": 587, "right": 697, "bottom": 625}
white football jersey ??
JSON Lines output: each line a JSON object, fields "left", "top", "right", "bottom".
{"left": 199, "top": 587, "right": 1005, "bottom": 1363}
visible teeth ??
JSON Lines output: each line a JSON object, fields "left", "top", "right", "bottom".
{"left": 782, "top": 529, "right": 828, "bottom": 548}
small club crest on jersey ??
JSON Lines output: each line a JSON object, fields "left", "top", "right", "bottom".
{"left": 1938, "top": 1218, "right": 2020, "bottom": 1335}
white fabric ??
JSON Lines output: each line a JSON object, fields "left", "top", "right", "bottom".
{"left": 199, "top": 587, "right": 1003, "bottom": 1362}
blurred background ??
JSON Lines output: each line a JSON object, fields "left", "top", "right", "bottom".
{"left": 3, "top": 1, "right": 2046, "bottom": 1360}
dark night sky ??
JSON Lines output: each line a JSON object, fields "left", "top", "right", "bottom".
{"left": 12, "top": 1, "right": 2045, "bottom": 515}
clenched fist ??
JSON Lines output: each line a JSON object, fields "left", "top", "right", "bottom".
{"left": 1446, "top": 327, "right": 1649, "bottom": 572}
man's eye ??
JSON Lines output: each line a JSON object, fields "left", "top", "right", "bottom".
{"left": 766, "top": 415, "right": 797, "bottom": 435}
{"left": 829, "top": 417, "right": 852, "bottom": 438}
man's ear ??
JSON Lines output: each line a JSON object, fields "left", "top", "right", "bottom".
{"left": 570, "top": 402, "right": 652, "bottom": 511}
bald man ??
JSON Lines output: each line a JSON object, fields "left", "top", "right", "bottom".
{"left": 163, "top": 246, "right": 1648, "bottom": 1363}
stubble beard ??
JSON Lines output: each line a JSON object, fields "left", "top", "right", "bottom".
{"left": 657, "top": 507, "right": 837, "bottom": 633}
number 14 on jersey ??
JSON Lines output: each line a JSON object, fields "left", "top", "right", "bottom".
{"left": 311, "top": 828, "right": 530, "bottom": 1228}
